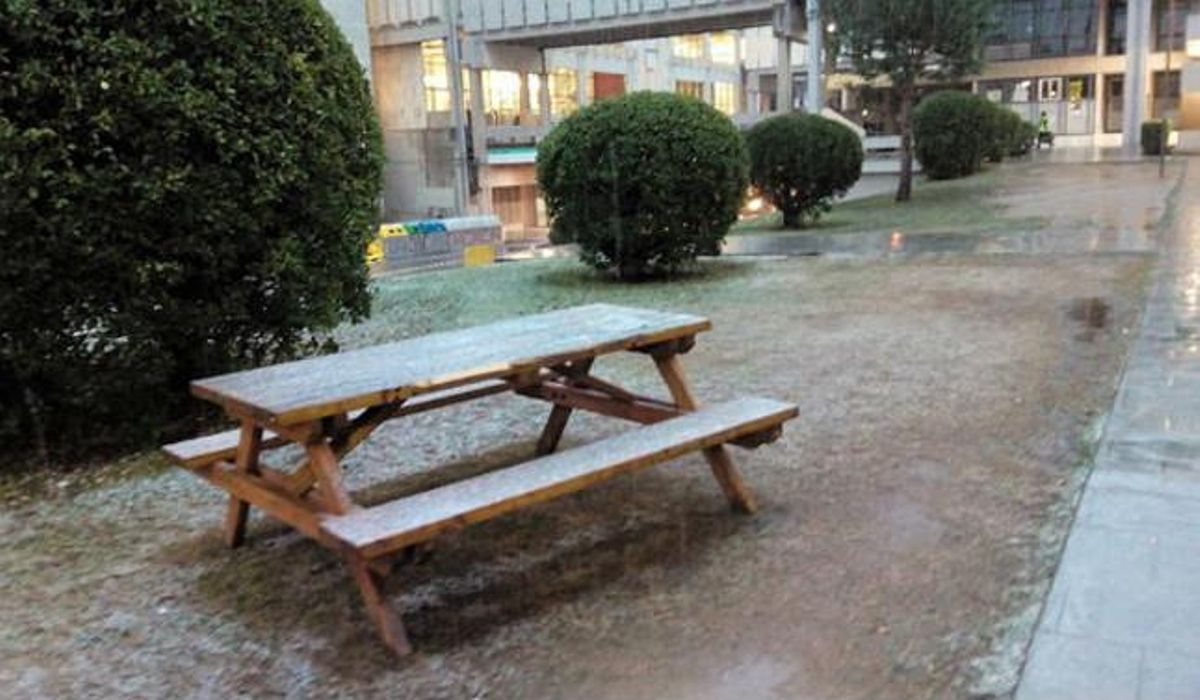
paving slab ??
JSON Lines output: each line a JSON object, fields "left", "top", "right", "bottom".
{"left": 1016, "top": 159, "right": 1200, "bottom": 699}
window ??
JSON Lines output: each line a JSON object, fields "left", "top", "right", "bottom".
{"left": 1107, "top": 0, "right": 1127, "bottom": 54}
{"left": 1153, "top": 70, "right": 1181, "bottom": 120}
{"left": 986, "top": 0, "right": 1097, "bottom": 59}
{"left": 550, "top": 68, "right": 578, "bottom": 119}
{"left": 710, "top": 32, "right": 738, "bottom": 65}
{"left": 676, "top": 80, "right": 705, "bottom": 100}
{"left": 1154, "top": 0, "right": 1186, "bottom": 52}
{"left": 1104, "top": 74, "right": 1124, "bottom": 133}
{"left": 421, "top": 41, "right": 451, "bottom": 113}
{"left": 713, "top": 82, "right": 738, "bottom": 115}
{"left": 528, "top": 73, "right": 542, "bottom": 121}
{"left": 673, "top": 35, "right": 706, "bottom": 60}
{"left": 483, "top": 70, "right": 522, "bottom": 126}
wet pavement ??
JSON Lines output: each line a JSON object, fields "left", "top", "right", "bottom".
{"left": 723, "top": 225, "right": 1157, "bottom": 258}
{"left": 1016, "top": 158, "right": 1200, "bottom": 699}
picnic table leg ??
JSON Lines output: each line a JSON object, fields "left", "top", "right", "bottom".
{"left": 224, "top": 420, "right": 264, "bottom": 548}
{"left": 653, "top": 353, "right": 758, "bottom": 515}
{"left": 306, "top": 439, "right": 356, "bottom": 515}
{"left": 536, "top": 358, "right": 594, "bottom": 455}
{"left": 347, "top": 553, "right": 413, "bottom": 657}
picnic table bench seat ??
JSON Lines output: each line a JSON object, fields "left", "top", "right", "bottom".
{"left": 319, "top": 396, "right": 797, "bottom": 559}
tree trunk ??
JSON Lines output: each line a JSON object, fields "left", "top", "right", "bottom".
{"left": 896, "top": 83, "right": 915, "bottom": 203}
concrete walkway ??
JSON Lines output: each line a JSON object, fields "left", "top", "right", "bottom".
{"left": 1016, "top": 160, "right": 1200, "bottom": 699}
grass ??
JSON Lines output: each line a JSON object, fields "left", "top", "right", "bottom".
{"left": 337, "top": 258, "right": 763, "bottom": 351}
{"left": 733, "top": 165, "right": 1047, "bottom": 236}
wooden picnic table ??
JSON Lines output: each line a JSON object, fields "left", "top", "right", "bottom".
{"left": 164, "top": 303, "right": 797, "bottom": 656}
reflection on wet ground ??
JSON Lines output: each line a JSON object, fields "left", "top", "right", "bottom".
{"left": 1017, "top": 158, "right": 1200, "bottom": 699}
{"left": 724, "top": 225, "right": 1156, "bottom": 258}
{"left": 727, "top": 158, "right": 1179, "bottom": 260}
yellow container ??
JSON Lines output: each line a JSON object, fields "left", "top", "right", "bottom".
{"left": 365, "top": 238, "right": 385, "bottom": 264}
{"left": 463, "top": 243, "right": 496, "bottom": 267}
{"left": 378, "top": 223, "right": 408, "bottom": 238}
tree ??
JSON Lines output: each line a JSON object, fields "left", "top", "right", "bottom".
{"left": 0, "top": 0, "right": 383, "bottom": 458}
{"left": 830, "top": 0, "right": 994, "bottom": 201}
{"left": 537, "top": 92, "right": 748, "bottom": 279}
{"left": 746, "top": 113, "right": 863, "bottom": 227}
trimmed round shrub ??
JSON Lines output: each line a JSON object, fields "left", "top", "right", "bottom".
{"left": 537, "top": 91, "right": 748, "bottom": 279}
{"left": 913, "top": 91, "right": 995, "bottom": 179}
{"left": 1010, "top": 120, "right": 1039, "bottom": 157}
{"left": 746, "top": 113, "right": 864, "bottom": 228}
{"left": 984, "top": 104, "right": 1013, "bottom": 163}
{"left": 0, "top": 0, "right": 383, "bottom": 458}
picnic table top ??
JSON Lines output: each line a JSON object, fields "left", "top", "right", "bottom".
{"left": 191, "top": 304, "right": 710, "bottom": 427}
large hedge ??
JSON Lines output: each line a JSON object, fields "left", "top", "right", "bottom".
{"left": 913, "top": 90, "right": 994, "bottom": 179}
{"left": 0, "top": 0, "right": 383, "bottom": 458}
{"left": 746, "top": 113, "right": 864, "bottom": 228}
{"left": 537, "top": 91, "right": 748, "bottom": 279}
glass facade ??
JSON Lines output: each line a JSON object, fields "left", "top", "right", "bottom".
{"left": 549, "top": 69, "right": 578, "bottom": 119}
{"left": 1107, "top": 0, "right": 1127, "bottom": 54}
{"left": 1154, "top": 0, "right": 1186, "bottom": 52}
{"left": 713, "top": 82, "right": 738, "bottom": 115}
{"left": 1152, "top": 69, "right": 1181, "bottom": 120}
{"left": 421, "top": 41, "right": 451, "bottom": 113}
{"left": 986, "top": 0, "right": 1098, "bottom": 60}
{"left": 675, "top": 80, "right": 704, "bottom": 100}
{"left": 1109, "top": 0, "right": 1187, "bottom": 54}
{"left": 672, "top": 35, "right": 706, "bottom": 60}
{"left": 979, "top": 75, "right": 1095, "bottom": 134}
{"left": 1104, "top": 74, "right": 1124, "bottom": 132}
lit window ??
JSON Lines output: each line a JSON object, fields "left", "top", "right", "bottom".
{"left": 421, "top": 40, "right": 451, "bottom": 113}
{"left": 483, "top": 70, "right": 522, "bottom": 126}
{"left": 710, "top": 32, "right": 738, "bottom": 65}
{"left": 550, "top": 68, "right": 578, "bottom": 118}
{"left": 676, "top": 80, "right": 705, "bottom": 100}
{"left": 528, "top": 73, "right": 542, "bottom": 120}
{"left": 673, "top": 35, "right": 706, "bottom": 60}
{"left": 713, "top": 82, "right": 738, "bottom": 115}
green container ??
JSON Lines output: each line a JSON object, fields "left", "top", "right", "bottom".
{"left": 1142, "top": 119, "right": 1172, "bottom": 156}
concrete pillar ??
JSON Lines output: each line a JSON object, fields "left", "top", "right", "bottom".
{"left": 468, "top": 68, "right": 488, "bottom": 212}
{"left": 538, "top": 72, "right": 552, "bottom": 125}
{"left": 518, "top": 73, "right": 532, "bottom": 125}
{"left": 1095, "top": 71, "right": 1106, "bottom": 136}
{"left": 1123, "top": 0, "right": 1152, "bottom": 151}
{"left": 806, "top": 0, "right": 822, "bottom": 113}
{"left": 777, "top": 36, "right": 792, "bottom": 112}
{"left": 577, "top": 53, "right": 590, "bottom": 107}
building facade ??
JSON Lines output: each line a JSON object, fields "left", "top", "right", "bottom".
{"left": 323, "top": 0, "right": 1200, "bottom": 238}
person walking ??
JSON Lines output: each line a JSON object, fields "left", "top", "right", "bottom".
{"left": 1037, "top": 111, "right": 1054, "bottom": 149}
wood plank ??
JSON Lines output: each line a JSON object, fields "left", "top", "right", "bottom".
{"left": 347, "top": 554, "right": 412, "bottom": 656}
{"left": 534, "top": 358, "right": 593, "bottom": 455}
{"left": 320, "top": 397, "right": 798, "bottom": 559}
{"left": 654, "top": 353, "right": 759, "bottom": 514}
{"left": 190, "top": 305, "right": 710, "bottom": 427}
{"left": 224, "top": 421, "right": 263, "bottom": 548}
{"left": 165, "top": 378, "right": 535, "bottom": 474}
{"left": 193, "top": 461, "right": 327, "bottom": 542}
{"left": 163, "top": 429, "right": 288, "bottom": 469}
{"left": 520, "top": 382, "right": 684, "bottom": 425}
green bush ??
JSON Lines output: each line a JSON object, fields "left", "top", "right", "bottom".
{"left": 913, "top": 91, "right": 995, "bottom": 179}
{"left": 745, "top": 113, "right": 864, "bottom": 228}
{"left": 537, "top": 92, "right": 748, "bottom": 279}
{"left": 0, "top": 0, "right": 383, "bottom": 459}
{"left": 1142, "top": 119, "right": 1172, "bottom": 156}
{"left": 1009, "top": 120, "right": 1038, "bottom": 157}
{"left": 984, "top": 105, "right": 1029, "bottom": 163}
